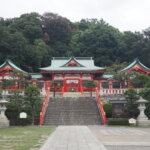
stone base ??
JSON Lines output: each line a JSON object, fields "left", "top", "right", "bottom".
{"left": 0, "top": 116, "right": 9, "bottom": 128}
{"left": 136, "top": 119, "right": 150, "bottom": 127}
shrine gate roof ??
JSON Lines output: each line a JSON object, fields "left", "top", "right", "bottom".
{"left": 40, "top": 57, "right": 105, "bottom": 72}
{"left": 0, "top": 59, "right": 27, "bottom": 74}
{"left": 118, "top": 58, "right": 150, "bottom": 74}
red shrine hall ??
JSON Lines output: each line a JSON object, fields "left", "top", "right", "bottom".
{"left": 0, "top": 57, "right": 150, "bottom": 93}
{"left": 38, "top": 57, "right": 105, "bottom": 92}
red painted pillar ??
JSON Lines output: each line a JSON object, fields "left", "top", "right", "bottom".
{"left": 80, "top": 74, "right": 83, "bottom": 94}
{"left": 109, "top": 81, "right": 112, "bottom": 89}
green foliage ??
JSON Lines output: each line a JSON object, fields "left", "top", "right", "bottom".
{"left": 5, "top": 85, "right": 41, "bottom": 126}
{"left": 131, "top": 74, "right": 150, "bottom": 88}
{"left": 6, "top": 89, "right": 24, "bottom": 125}
{"left": 42, "top": 12, "right": 74, "bottom": 45}
{"left": 85, "top": 80, "right": 97, "bottom": 88}
{"left": 16, "top": 116, "right": 32, "bottom": 126}
{"left": 103, "top": 103, "right": 112, "bottom": 118}
{"left": 124, "top": 88, "right": 139, "bottom": 118}
{"left": 6, "top": 103, "right": 19, "bottom": 125}
{"left": 106, "top": 62, "right": 129, "bottom": 73}
{"left": 114, "top": 71, "right": 142, "bottom": 88}
{"left": 0, "top": 12, "right": 150, "bottom": 71}
{"left": 139, "top": 89, "right": 150, "bottom": 118}
{"left": 24, "top": 84, "right": 41, "bottom": 124}
{"left": 107, "top": 119, "right": 129, "bottom": 125}
{"left": 84, "top": 80, "right": 97, "bottom": 97}
{"left": 8, "top": 89, "right": 24, "bottom": 111}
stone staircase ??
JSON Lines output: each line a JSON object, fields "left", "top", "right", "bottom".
{"left": 43, "top": 97, "right": 102, "bottom": 125}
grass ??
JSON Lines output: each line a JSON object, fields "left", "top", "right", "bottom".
{"left": 0, "top": 126, "right": 55, "bottom": 150}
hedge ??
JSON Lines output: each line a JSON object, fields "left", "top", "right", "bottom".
{"left": 107, "top": 119, "right": 129, "bottom": 125}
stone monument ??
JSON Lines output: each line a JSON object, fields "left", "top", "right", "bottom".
{"left": 136, "top": 96, "right": 150, "bottom": 126}
{"left": 0, "top": 98, "right": 9, "bottom": 128}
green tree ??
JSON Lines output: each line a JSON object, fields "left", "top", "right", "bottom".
{"left": 10, "top": 71, "right": 29, "bottom": 89}
{"left": 71, "top": 20, "right": 123, "bottom": 66}
{"left": 131, "top": 73, "right": 150, "bottom": 88}
{"left": 6, "top": 89, "right": 24, "bottom": 125}
{"left": 85, "top": 80, "right": 97, "bottom": 97}
{"left": 103, "top": 103, "right": 112, "bottom": 118}
{"left": 106, "top": 62, "right": 129, "bottom": 73}
{"left": 10, "top": 12, "right": 43, "bottom": 43}
{"left": 8, "top": 89, "right": 24, "bottom": 113}
{"left": 124, "top": 88, "right": 139, "bottom": 118}
{"left": 24, "top": 84, "right": 41, "bottom": 124}
{"left": 42, "top": 12, "right": 74, "bottom": 45}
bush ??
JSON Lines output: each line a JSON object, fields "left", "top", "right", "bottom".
{"left": 107, "top": 119, "right": 129, "bottom": 125}
{"left": 103, "top": 103, "right": 112, "bottom": 118}
{"left": 16, "top": 116, "right": 32, "bottom": 126}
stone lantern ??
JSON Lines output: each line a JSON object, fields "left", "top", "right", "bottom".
{"left": 136, "top": 96, "right": 150, "bottom": 126}
{"left": 0, "top": 98, "right": 9, "bottom": 128}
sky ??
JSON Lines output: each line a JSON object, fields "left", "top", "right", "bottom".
{"left": 0, "top": 0, "right": 150, "bottom": 32}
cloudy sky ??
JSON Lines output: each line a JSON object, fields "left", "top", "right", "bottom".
{"left": 0, "top": 0, "right": 150, "bottom": 32}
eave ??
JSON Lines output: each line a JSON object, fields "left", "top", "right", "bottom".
{"left": 41, "top": 70, "right": 105, "bottom": 74}
{"left": 118, "top": 58, "right": 150, "bottom": 74}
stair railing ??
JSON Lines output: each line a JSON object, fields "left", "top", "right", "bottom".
{"left": 39, "top": 87, "right": 50, "bottom": 125}
{"left": 95, "top": 88, "right": 107, "bottom": 125}
{"left": 62, "top": 86, "right": 64, "bottom": 97}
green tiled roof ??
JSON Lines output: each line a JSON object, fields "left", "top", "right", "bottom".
{"left": 0, "top": 59, "right": 27, "bottom": 74}
{"left": 40, "top": 57, "right": 105, "bottom": 72}
{"left": 118, "top": 58, "right": 150, "bottom": 73}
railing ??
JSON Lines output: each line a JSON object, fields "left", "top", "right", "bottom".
{"left": 99, "top": 88, "right": 143, "bottom": 95}
{"left": 62, "top": 86, "right": 64, "bottom": 97}
{"left": 39, "top": 87, "right": 50, "bottom": 125}
{"left": 99, "top": 89, "right": 127, "bottom": 95}
{"left": 95, "top": 88, "right": 107, "bottom": 125}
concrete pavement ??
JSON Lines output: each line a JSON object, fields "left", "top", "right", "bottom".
{"left": 90, "top": 126, "right": 150, "bottom": 150}
{"left": 39, "top": 125, "right": 150, "bottom": 150}
{"left": 39, "top": 126, "right": 107, "bottom": 150}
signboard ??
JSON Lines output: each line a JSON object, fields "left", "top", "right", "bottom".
{"left": 19, "top": 112, "right": 27, "bottom": 119}
{"left": 128, "top": 118, "right": 136, "bottom": 125}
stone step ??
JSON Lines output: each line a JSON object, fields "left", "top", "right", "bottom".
{"left": 43, "top": 97, "right": 102, "bottom": 125}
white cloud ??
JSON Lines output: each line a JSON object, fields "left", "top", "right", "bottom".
{"left": 0, "top": 0, "right": 150, "bottom": 31}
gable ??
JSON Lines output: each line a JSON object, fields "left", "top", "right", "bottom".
{"left": 119, "top": 59, "right": 150, "bottom": 74}
{"left": 0, "top": 59, "right": 27, "bottom": 74}
{"left": 62, "top": 58, "right": 84, "bottom": 67}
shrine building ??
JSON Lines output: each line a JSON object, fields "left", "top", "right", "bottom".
{"left": 0, "top": 57, "right": 150, "bottom": 121}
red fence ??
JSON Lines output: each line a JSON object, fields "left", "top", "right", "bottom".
{"left": 95, "top": 88, "right": 107, "bottom": 125}
{"left": 39, "top": 87, "right": 50, "bottom": 125}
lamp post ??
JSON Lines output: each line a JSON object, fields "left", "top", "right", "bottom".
{"left": 136, "top": 96, "right": 150, "bottom": 126}
{"left": 0, "top": 98, "right": 9, "bottom": 128}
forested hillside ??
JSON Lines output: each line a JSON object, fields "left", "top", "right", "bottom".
{"left": 0, "top": 12, "right": 150, "bottom": 72}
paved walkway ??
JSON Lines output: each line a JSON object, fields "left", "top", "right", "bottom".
{"left": 90, "top": 126, "right": 150, "bottom": 150}
{"left": 39, "top": 126, "right": 107, "bottom": 150}
{"left": 40, "top": 126, "right": 150, "bottom": 150}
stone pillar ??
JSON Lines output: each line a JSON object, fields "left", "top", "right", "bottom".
{"left": 0, "top": 99, "right": 9, "bottom": 128}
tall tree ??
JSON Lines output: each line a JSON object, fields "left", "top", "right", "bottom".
{"left": 24, "top": 84, "right": 41, "bottom": 124}
{"left": 42, "top": 12, "right": 74, "bottom": 52}
{"left": 124, "top": 88, "right": 139, "bottom": 118}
